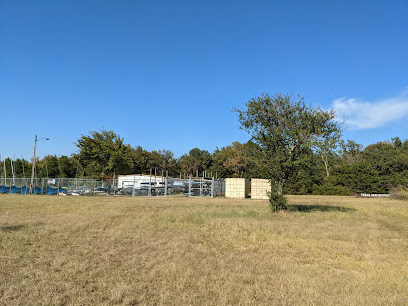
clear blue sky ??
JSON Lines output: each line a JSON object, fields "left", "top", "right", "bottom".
{"left": 1, "top": 0, "right": 407, "bottom": 159}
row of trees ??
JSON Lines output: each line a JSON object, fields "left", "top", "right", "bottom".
{"left": 0, "top": 136, "right": 260, "bottom": 180}
{"left": 2, "top": 93, "right": 407, "bottom": 210}
{"left": 2, "top": 133, "right": 408, "bottom": 195}
{"left": 1, "top": 155, "right": 78, "bottom": 179}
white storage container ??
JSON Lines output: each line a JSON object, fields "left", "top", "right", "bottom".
{"left": 251, "top": 179, "right": 270, "bottom": 200}
{"left": 225, "top": 178, "right": 249, "bottom": 199}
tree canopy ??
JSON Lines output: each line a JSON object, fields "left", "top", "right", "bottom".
{"left": 235, "top": 92, "right": 342, "bottom": 211}
{"left": 75, "top": 130, "right": 133, "bottom": 177}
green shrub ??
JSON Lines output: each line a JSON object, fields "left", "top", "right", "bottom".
{"left": 311, "top": 181, "right": 351, "bottom": 196}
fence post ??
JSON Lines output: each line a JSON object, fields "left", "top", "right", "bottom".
{"left": 94, "top": 179, "right": 96, "bottom": 196}
{"left": 188, "top": 175, "right": 192, "bottom": 197}
{"left": 149, "top": 170, "right": 152, "bottom": 197}
{"left": 132, "top": 176, "right": 136, "bottom": 198}
{"left": 211, "top": 177, "right": 215, "bottom": 198}
{"left": 41, "top": 179, "right": 44, "bottom": 195}
{"left": 200, "top": 177, "right": 203, "bottom": 197}
{"left": 164, "top": 177, "right": 168, "bottom": 197}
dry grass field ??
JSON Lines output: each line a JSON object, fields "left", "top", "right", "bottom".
{"left": 1, "top": 194, "right": 407, "bottom": 305}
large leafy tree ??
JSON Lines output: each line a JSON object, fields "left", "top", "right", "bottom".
{"left": 361, "top": 140, "right": 408, "bottom": 190}
{"left": 285, "top": 146, "right": 324, "bottom": 195}
{"left": 75, "top": 130, "right": 132, "bottom": 177}
{"left": 211, "top": 141, "right": 262, "bottom": 178}
{"left": 147, "top": 150, "right": 177, "bottom": 173}
{"left": 313, "top": 131, "right": 341, "bottom": 177}
{"left": 38, "top": 155, "right": 60, "bottom": 178}
{"left": 59, "top": 156, "right": 77, "bottom": 178}
{"left": 178, "top": 148, "right": 212, "bottom": 176}
{"left": 236, "top": 92, "right": 341, "bottom": 211}
{"left": 130, "top": 146, "right": 150, "bottom": 174}
{"left": 339, "top": 140, "right": 363, "bottom": 166}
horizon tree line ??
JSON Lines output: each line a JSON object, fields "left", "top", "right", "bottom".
{"left": 1, "top": 130, "right": 408, "bottom": 196}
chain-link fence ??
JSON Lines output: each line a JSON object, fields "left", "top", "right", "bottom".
{"left": 0, "top": 176, "right": 225, "bottom": 197}
{"left": 0, "top": 178, "right": 117, "bottom": 196}
{"left": 165, "top": 177, "right": 224, "bottom": 197}
{"left": 116, "top": 175, "right": 224, "bottom": 197}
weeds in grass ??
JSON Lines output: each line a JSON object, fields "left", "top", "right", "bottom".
{"left": 390, "top": 185, "right": 408, "bottom": 200}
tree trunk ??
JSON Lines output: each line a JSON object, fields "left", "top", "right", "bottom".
{"left": 321, "top": 155, "right": 330, "bottom": 177}
{"left": 268, "top": 178, "right": 288, "bottom": 212}
{"left": 277, "top": 179, "right": 285, "bottom": 197}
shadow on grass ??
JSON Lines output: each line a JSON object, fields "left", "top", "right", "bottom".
{"left": 1, "top": 224, "right": 26, "bottom": 232}
{"left": 288, "top": 204, "right": 355, "bottom": 213}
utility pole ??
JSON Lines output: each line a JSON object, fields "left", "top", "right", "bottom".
{"left": 29, "top": 135, "right": 38, "bottom": 195}
{"left": 29, "top": 135, "right": 49, "bottom": 195}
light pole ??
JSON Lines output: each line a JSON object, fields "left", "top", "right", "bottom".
{"left": 29, "top": 135, "right": 49, "bottom": 195}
